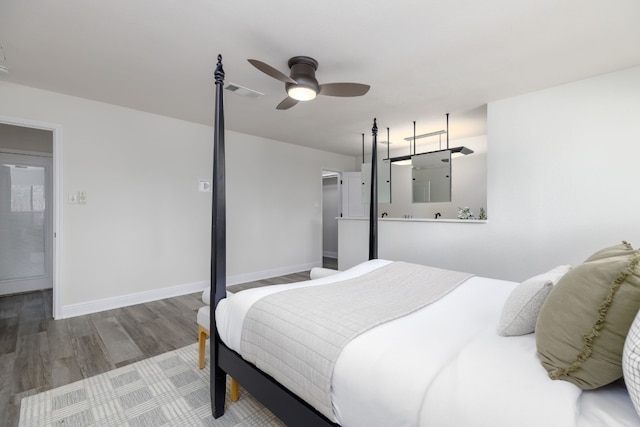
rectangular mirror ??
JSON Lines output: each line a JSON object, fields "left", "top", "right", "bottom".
{"left": 361, "top": 159, "right": 391, "bottom": 204}
{"left": 412, "top": 149, "right": 451, "bottom": 203}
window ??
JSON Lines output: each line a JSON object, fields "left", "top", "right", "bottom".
{"left": 4, "top": 165, "right": 46, "bottom": 212}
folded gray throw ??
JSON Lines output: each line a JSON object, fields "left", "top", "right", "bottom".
{"left": 240, "top": 261, "right": 473, "bottom": 421}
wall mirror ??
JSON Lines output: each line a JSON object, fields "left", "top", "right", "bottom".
{"left": 412, "top": 149, "right": 451, "bottom": 203}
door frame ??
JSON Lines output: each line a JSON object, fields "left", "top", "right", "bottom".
{"left": 0, "top": 114, "right": 63, "bottom": 319}
{"left": 320, "top": 169, "right": 343, "bottom": 266}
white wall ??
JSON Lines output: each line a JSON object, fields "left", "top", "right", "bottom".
{"left": 225, "top": 132, "right": 354, "bottom": 282}
{"left": 0, "top": 82, "right": 355, "bottom": 317}
{"left": 340, "top": 65, "right": 640, "bottom": 282}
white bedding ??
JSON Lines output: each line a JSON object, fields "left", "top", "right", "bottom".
{"left": 215, "top": 259, "right": 640, "bottom": 427}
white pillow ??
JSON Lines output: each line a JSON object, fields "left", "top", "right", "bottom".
{"left": 623, "top": 309, "right": 640, "bottom": 416}
{"left": 497, "top": 265, "right": 571, "bottom": 337}
{"left": 310, "top": 267, "right": 340, "bottom": 280}
{"left": 202, "top": 288, "right": 211, "bottom": 305}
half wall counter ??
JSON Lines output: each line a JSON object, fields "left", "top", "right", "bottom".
{"left": 338, "top": 217, "right": 488, "bottom": 272}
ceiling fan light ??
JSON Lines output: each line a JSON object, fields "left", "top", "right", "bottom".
{"left": 288, "top": 85, "right": 317, "bottom": 101}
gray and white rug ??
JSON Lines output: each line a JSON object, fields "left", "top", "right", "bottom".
{"left": 19, "top": 342, "right": 285, "bottom": 426}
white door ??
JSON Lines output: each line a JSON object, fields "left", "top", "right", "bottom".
{"left": 341, "top": 172, "right": 366, "bottom": 218}
{"left": 0, "top": 153, "right": 53, "bottom": 295}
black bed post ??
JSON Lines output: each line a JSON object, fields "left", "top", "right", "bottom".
{"left": 368, "top": 118, "right": 378, "bottom": 260}
{"left": 210, "top": 54, "right": 227, "bottom": 418}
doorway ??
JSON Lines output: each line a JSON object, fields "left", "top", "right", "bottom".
{"left": 321, "top": 170, "right": 341, "bottom": 269}
{"left": 0, "top": 152, "right": 53, "bottom": 294}
{"left": 0, "top": 118, "right": 59, "bottom": 318}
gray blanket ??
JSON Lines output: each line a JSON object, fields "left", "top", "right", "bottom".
{"left": 240, "top": 261, "right": 473, "bottom": 420}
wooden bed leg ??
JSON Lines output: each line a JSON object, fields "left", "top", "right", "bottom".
{"left": 198, "top": 325, "right": 209, "bottom": 370}
{"left": 230, "top": 378, "right": 239, "bottom": 402}
{"left": 198, "top": 324, "right": 240, "bottom": 403}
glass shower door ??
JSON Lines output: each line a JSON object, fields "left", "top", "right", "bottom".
{"left": 0, "top": 153, "right": 52, "bottom": 294}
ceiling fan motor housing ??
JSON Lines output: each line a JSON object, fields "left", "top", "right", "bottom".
{"left": 287, "top": 56, "right": 320, "bottom": 93}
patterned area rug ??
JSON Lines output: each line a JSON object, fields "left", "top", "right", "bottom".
{"left": 19, "top": 343, "right": 285, "bottom": 426}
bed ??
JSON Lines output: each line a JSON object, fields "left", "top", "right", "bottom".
{"left": 208, "top": 56, "right": 640, "bottom": 426}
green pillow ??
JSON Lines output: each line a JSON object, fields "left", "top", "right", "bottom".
{"left": 535, "top": 252, "right": 640, "bottom": 389}
{"left": 584, "top": 241, "right": 634, "bottom": 262}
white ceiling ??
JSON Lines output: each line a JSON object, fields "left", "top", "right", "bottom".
{"left": 1, "top": 0, "right": 639, "bottom": 157}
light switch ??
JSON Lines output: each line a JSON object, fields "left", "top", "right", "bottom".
{"left": 68, "top": 193, "right": 77, "bottom": 204}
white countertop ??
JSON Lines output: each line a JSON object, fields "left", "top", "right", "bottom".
{"left": 338, "top": 217, "right": 488, "bottom": 224}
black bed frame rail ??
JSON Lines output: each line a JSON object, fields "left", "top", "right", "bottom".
{"left": 218, "top": 342, "right": 339, "bottom": 426}
{"left": 210, "top": 54, "right": 377, "bottom": 426}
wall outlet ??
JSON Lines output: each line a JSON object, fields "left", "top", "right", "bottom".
{"left": 199, "top": 179, "right": 212, "bottom": 192}
{"left": 78, "top": 191, "right": 87, "bottom": 204}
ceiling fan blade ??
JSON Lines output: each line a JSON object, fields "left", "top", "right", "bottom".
{"left": 276, "top": 97, "right": 299, "bottom": 110}
{"left": 248, "top": 59, "right": 296, "bottom": 84}
{"left": 318, "top": 83, "right": 370, "bottom": 97}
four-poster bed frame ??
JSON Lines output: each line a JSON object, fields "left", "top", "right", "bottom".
{"left": 205, "top": 56, "right": 640, "bottom": 427}
{"left": 209, "top": 55, "right": 379, "bottom": 426}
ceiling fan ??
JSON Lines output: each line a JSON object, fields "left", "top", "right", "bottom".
{"left": 248, "top": 56, "right": 370, "bottom": 110}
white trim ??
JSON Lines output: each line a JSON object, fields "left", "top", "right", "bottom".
{"left": 53, "top": 125, "right": 62, "bottom": 319}
{"left": 60, "top": 280, "right": 209, "bottom": 319}
{"left": 226, "top": 261, "right": 320, "bottom": 286}
{"left": 323, "top": 251, "right": 338, "bottom": 259}
{"left": 59, "top": 260, "right": 319, "bottom": 318}
{"left": 0, "top": 114, "right": 63, "bottom": 318}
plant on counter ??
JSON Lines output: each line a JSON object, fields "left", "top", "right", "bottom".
{"left": 479, "top": 207, "right": 487, "bottom": 220}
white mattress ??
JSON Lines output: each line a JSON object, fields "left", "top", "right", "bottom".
{"left": 215, "top": 260, "right": 639, "bottom": 427}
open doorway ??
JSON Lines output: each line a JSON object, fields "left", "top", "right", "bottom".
{"left": 321, "top": 170, "right": 341, "bottom": 270}
{"left": 0, "top": 152, "right": 53, "bottom": 293}
{"left": 0, "top": 119, "right": 59, "bottom": 318}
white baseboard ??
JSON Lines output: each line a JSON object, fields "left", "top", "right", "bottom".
{"left": 226, "top": 261, "right": 321, "bottom": 286}
{"left": 59, "top": 261, "right": 322, "bottom": 319}
{"left": 60, "top": 280, "right": 209, "bottom": 319}
{"left": 322, "top": 251, "right": 338, "bottom": 259}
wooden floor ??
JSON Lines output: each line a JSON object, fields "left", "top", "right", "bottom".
{"left": 0, "top": 259, "right": 336, "bottom": 427}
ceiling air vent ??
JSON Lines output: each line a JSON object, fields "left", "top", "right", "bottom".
{"left": 225, "top": 83, "right": 263, "bottom": 99}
